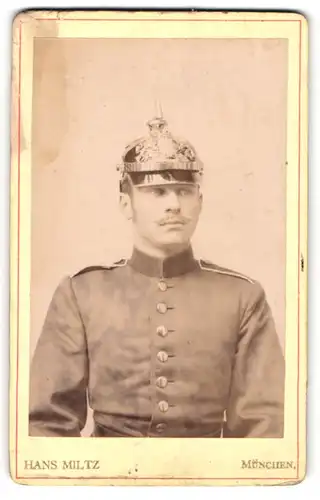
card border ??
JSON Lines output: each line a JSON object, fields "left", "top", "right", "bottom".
{"left": 10, "top": 11, "right": 308, "bottom": 485}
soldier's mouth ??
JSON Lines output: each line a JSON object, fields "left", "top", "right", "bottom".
{"left": 163, "top": 221, "right": 184, "bottom": 226}
{"left": 159, "top": 219, "right": 186, "bottom": 226}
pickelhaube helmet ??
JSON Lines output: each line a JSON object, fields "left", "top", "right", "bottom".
{"left": 117, "top": 108, "right": 204, "bottom": 192}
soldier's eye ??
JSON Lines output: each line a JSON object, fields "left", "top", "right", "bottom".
{"left": 152, "top": 188, "right": 166, "bottom": 196}
{"left": 178, "top": 188, "right": 193, "bottom": 196}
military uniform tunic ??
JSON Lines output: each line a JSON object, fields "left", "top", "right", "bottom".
{"left": 29, "top": 247, "right": 285, "bottom": 438}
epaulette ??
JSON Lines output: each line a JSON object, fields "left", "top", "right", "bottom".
{"left": 198, "top": 259, "right": 255, "bottom": 284}
{"left": 72, "top": 259, "right": 127, "bottom": 277}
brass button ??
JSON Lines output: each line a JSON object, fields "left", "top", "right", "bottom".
{"left": 157, "top": 351, "right": 168, "bottom": 363}
{"left": 158, "top": 281, "right": 168, "bottom": 292}
{"left": 158, "top": 400, "right": 169, "bottom": 413}
{"left": 155, "top": 423, "right": 167, "bottom": 433}
{"left": 156, "top": 325, "right": 168, "bottom": 337}
{"left": 156, "top": 376, "right": 168, "bottom": 389}
{"left": 156, "top": 302, "right": 168, "bottom": 314}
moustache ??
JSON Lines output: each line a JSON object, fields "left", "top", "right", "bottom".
{"left": 158, "top": 216, "right": 190, "bottom": 226}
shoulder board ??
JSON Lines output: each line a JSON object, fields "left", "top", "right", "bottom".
{"left": 199, "top": 259, "right": 254, "bottom": 284}
{"left": 72, "top": 259, "right": 127, "bottom": 277}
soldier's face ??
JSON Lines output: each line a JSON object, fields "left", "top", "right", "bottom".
{"left": 121, "top": 183, "right": 202, "bottom": 249}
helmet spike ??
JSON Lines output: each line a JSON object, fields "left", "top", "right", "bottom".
{"left": 154, "top": 99, "right": 163, "bottom": 119}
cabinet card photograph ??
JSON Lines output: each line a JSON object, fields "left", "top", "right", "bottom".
{"left": 10, "top": 10, "right": 308, "bottom": 486}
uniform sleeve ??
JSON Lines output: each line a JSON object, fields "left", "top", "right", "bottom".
{"left": 29, "top": 276, "right": 89, "bottom": 437}
{"left": 224, "top": 282, "right": 285, "bottom": 438}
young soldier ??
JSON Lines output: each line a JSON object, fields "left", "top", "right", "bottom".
{"left": 29, "top": 114, "right": 285, "bottom": 438}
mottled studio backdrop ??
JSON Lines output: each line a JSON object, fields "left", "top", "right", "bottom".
{"left": 31, "top": 37, "right": 288, "bottom": 364}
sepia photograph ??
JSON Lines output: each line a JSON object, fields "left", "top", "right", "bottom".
{"left": 10, "top": 11, "right": 307, "bottom": 485}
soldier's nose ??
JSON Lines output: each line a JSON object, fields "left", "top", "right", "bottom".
{"left": 165, "top": 191, "right": 181, "bottom": 211}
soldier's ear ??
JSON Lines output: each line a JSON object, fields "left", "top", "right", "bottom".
{"left": 199, "top": 190, "right": 203, "bottom": 209}
{"left": 119, "top": 193, "right": 133, "bottom": 221}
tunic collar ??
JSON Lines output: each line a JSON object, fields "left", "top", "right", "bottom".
{"left": 128, "top": 246, "right": 198, "bottom": 278}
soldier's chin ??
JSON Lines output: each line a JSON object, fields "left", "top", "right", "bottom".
{"left": 158, "top": 232, "right": 187, "bottom": 246}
